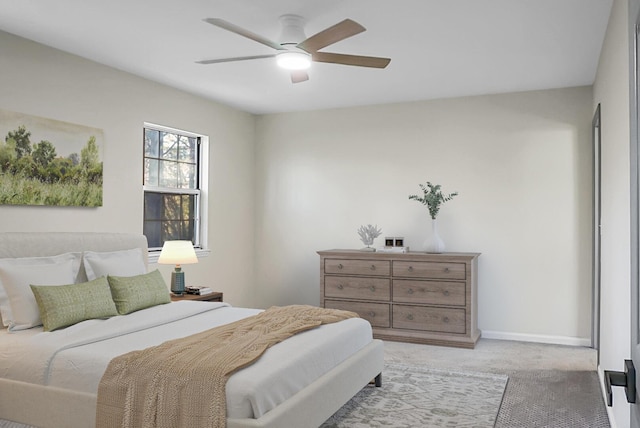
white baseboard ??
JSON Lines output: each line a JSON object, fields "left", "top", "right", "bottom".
{"left": 481, "top": 330, "right": 591, "bottom": 347}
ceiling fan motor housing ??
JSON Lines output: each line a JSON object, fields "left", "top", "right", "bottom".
{"left": 278, "top": 14, "right": 307, "bottom": 46}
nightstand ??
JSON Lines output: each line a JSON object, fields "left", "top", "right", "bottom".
{"left": 171, "top": 291, "right": 223, "bottom": 302}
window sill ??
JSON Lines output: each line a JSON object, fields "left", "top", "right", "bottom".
{"left": 147, "top": 248, "right": 211, "bottom": 265}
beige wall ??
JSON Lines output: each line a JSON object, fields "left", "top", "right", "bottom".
{"left": 0, "top": 31, "right": 258, "bottom": 307}
{"left": 255, "top": 86, "right": 594, "bottom": 344}
{"left": 593, "top": 0, "right": 631, "bottom": 426}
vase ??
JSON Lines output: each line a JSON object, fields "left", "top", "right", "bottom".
{"left": 424, "top": 218, "right": 445, "bottom": 253}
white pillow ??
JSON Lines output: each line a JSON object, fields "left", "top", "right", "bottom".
{"left": 83, "top": 248, "right": 146, "bottom": 281}
{"left": 0, "top": 253, "right": 82, "bottom": 331}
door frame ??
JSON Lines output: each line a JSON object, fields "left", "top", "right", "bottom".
{"left": 593, "top": 103, "right": 602, "bottom": 358}
{"left": 630, "top": 0, "right": 640, "bottom": 426}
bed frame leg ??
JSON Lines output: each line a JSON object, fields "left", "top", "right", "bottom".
{"left": 374, "top": 373, "right": 382, "bottom": 387}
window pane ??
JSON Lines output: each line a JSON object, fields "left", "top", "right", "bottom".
{"left": 182, "top": 194, "right": 194, "bottom": 218}
{"left": 159, "top": 159, "right": 178, "bottom": 188}
{"left": 162, "top": 221, "right": 183, "bottom": 241}
{"left": 161, "top": 132, "right": 178, "bottom": 161}
{"left": 178, "top": 136, "right": 197, "bottom": 163}
{"left": 162, "top": 220, "right": 194, "bottom": 241}
{"left": 163, "top": 194, "right": 182, "bottom": 219}
{"left": 144, "top": 221, "right": 162, "bottom": 248}
{"left": 178, "top": 162, "right": 196, "bottom": 189}
{"left": 180, "top": 220, "right": 194, "bottom": 241}
{"left": 144, "top": 158, "right": 159, "bottom": 186}
{"left": 144, "top": 192, "right": 163, "bottom": 220}
{"left": 144, "top": 129, "right": 159, "bottom": 158}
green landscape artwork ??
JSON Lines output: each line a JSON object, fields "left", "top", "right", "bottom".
{"left": 0, "top": 108, "right": 103, "bottom": 207}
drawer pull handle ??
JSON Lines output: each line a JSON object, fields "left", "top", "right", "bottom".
{"left": 370, "top": 265, "right": 376, "bottom": 270}
{"left": 407, "top": 314, "right": 414, "bottom": 320}
{"left": 369, "top": 286, "right": 376, "bottom": 292}
{"left": 337, "top": 284, "right": 344, "bottom": 290}
{"left": 444, "top": 267, "right": 450, "bottom": 273}
{"left": 407, "top": 288, "right": 414, "bottom": 294}
{"left": 368, "top": 311, "right": 376, "bottom": 317}
{"left": 443, "top": 290, "right": 450, "bottom": 296}
{"left": 408, "top": 266, "right": 414, "bottom": 272}
{"left": 443, "top": 317, "right": 450, "bottom": 323}
{"left": 338, "top": 264, "right": 343, "bottom": 269}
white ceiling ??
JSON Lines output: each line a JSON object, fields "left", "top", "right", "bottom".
{"left": 0, "top": 0, "right": 612, "bottom": 115}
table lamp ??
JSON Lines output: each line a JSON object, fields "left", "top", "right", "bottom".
{"left": 157, "top": 240, "right": 198, "bottom": 295}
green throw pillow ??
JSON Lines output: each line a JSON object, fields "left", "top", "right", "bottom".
{"left": 30, "top": 277, "right": 119, "bottom": 332}
{"left": 107, "top": 269, "right": 170, "bottom": 315}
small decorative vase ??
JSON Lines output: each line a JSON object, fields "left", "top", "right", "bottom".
{"left": 424, "top": 218, "right": 445, "bottom": 253}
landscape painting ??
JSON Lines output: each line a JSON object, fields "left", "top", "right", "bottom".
{"left": 0, "top": 108, "right": 103, "bottom": 207}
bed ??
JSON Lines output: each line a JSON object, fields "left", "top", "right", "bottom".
{"left": 0, "top": 232, "right": 384, "bottom": 428}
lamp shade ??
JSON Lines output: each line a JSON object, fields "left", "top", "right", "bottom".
{"left": 157, "top": 241, "right": 198, "bottom": 265}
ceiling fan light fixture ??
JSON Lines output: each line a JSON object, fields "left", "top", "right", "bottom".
{"left": 200, "top": 16, "right": 390, "bottom": 83}
{"left": 276, "top": 51, "right": 311, "bottom": 70}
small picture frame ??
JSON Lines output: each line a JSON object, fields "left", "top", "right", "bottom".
{"left": 385, "top": 237, "right": 405, "bottom": 247}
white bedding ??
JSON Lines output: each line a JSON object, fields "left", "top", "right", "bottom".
{"left": 0, "top": 300, "right": 372, "bottom": 419}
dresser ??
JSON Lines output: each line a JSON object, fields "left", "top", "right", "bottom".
{"left": 318, "top": 250, "right": 480, "bottom": 348}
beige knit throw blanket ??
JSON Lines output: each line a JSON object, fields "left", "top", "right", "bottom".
{"left": 95, "top": 305, "right": 358, "bottom": 428}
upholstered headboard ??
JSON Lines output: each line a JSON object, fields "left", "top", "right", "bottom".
{"left": 0, "top": 232, "right": 149, "bottom": 328}
{"left": 0, "top": 232, "right": 148, "bottom": 266}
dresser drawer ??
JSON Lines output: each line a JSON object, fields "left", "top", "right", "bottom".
{"left": 325, "top": 259, "right": 390, "bottom": 276}
{"left": 393, "top": 305, "right": 465, "bottom": 334}
{"left": 393, "top": 261, "right": 466, "bottom": 280}
{"left": 393, "top": 280, "right": 465, "bottom": 306}
{"left": 325, "top": 276, "right": 390, "bottom": 301}
{"left": 325, "top": 300, "right": 390, "bottom": 328}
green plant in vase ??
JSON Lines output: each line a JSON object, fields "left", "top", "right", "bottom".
{"left": 409, "top": 182, "right": 458, "bottom": 252}
{"left": 409, "top": 182, "right": 458, "bottom": 219}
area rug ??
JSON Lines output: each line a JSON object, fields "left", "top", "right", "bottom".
{"left": 320, "top": 362, "right": 508, "bottom": 428}
{"left": 495, "top": 369, "right": 610, "bottom": 428}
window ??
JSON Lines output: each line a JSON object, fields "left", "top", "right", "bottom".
{"left": 143, "top": 124, "right": 208, "bottom": 254}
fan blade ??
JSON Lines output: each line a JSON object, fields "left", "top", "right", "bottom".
{"left": 297, "top": 19, "right": 365, "bottom": 52}
{"left": 196, "top": 54, "right": 276, "bottom": 65}
{"left": 203, "top": 18, "right": 286, "bottom": 51}
{"left": 291, "top": 71, "right": 309, "bottom": 83}
{"left": 312, "top": 52, "right": 390, "bottom": 68}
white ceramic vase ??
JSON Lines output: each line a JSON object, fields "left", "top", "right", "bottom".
{"left": 424, "top": 218, "right": 445, "bottom": 253}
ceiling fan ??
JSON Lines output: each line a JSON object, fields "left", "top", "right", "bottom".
{"left": 196, "top": 14, "right": 391, "bottom": 83}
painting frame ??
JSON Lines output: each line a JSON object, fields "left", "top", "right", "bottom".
{"left": 0, "top": 108, "right": 104, "bottom": 207}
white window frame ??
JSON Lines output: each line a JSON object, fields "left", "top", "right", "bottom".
{"left": 143, "top": 122, "right": 210, "bottom": 263}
